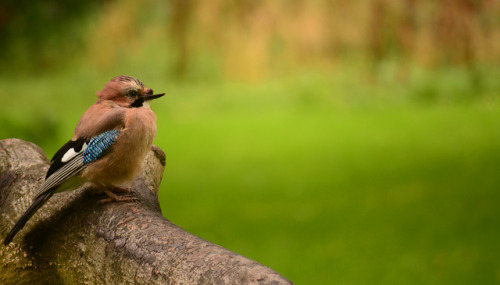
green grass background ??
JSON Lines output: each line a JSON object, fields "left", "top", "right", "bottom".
{"left": 1, "top": 66, "right": 500, "bottom": 284}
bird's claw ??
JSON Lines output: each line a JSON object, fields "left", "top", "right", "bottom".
{"left": 100, "top": 188, "right": 137, "bottom": 204}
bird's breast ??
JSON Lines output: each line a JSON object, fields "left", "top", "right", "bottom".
{"left": 81, "top": 108, "right": 157, "bottom": 187}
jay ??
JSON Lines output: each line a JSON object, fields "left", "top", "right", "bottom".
{"left": 3, "top": 75, "right": 164, "bottom": 245}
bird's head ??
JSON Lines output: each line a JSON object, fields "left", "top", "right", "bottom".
{"left": 97, "top": 75, "right": 165, "bottom": 108}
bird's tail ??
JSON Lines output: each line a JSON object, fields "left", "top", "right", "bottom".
{"left": 3, "top": 190, "right": 55, "bottom": 245}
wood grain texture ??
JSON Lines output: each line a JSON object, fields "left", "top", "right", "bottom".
{"left": 0, "top": 139, "right": 292, "bottom": 285}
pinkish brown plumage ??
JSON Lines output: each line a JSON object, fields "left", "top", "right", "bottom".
{"left": 4, "top": 75, "right": 165, "bottom": 245}
{"left": 80, "top": 104, "right": 157, "bottom": 188}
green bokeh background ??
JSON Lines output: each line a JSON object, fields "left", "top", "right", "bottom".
{"left": 1, "top": 1, "right": 500, "bottom": 284}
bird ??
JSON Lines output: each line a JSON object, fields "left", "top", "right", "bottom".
{"left": 3, "top": 75, "right": 165, "bottom": 245}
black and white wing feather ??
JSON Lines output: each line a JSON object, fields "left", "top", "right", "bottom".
{"left": 35, "top": 138, "right": 88, "bottom": 198}
{"left": 3, "top": 130, "right": 121, "bottom": 245}
{"left": 3, "top": 138, "right": 88, "bottom": 245}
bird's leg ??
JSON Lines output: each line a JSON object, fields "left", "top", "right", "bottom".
{"left": 100, "top": 187, "right": 137, "bottom": 204}
{"left": 111, "top": 186, "right": 132, "bottom": 193}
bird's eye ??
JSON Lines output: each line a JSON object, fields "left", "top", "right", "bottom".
{"left": 127, "top": 90, "right": 139, "bottom": 98}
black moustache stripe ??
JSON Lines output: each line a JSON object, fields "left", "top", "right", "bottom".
{"left": 130, "top": 98, "right": 144, "bottom": 108}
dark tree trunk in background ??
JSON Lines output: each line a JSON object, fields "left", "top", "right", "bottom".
{"left": 398, "top": 0, "right": 416, "bottom": 60}
{"left": 434, "top": 0, "right": 478, "bottom": 67}
{"left": 0, "top": 139, "right": 292, "bottom": 285}
{"left": 367, "top": 0, "right": 389, "bottom": 64}
{"left": 169, "top": 0, "right": 193, "bottom": 79}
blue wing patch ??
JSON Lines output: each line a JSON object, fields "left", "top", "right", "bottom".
{"left": 83, "top": 129, "right": 121, "bottom": 164}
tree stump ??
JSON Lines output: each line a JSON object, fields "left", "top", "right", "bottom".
{"left": 0, "top": 139, "right": 292, "bottom": 284}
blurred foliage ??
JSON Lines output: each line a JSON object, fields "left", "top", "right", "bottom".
{"left": 1, "top": 0, "right": 499, "bottom": 77}
{"left": 1, "top": 0, "right": 500, "bottom": 284}
{"left": 0, "top": 0, "right": 102, "bottom": 73}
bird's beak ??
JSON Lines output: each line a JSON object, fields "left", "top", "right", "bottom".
{"left": 143, "top": 93, "right": 165, "bottom": 101}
